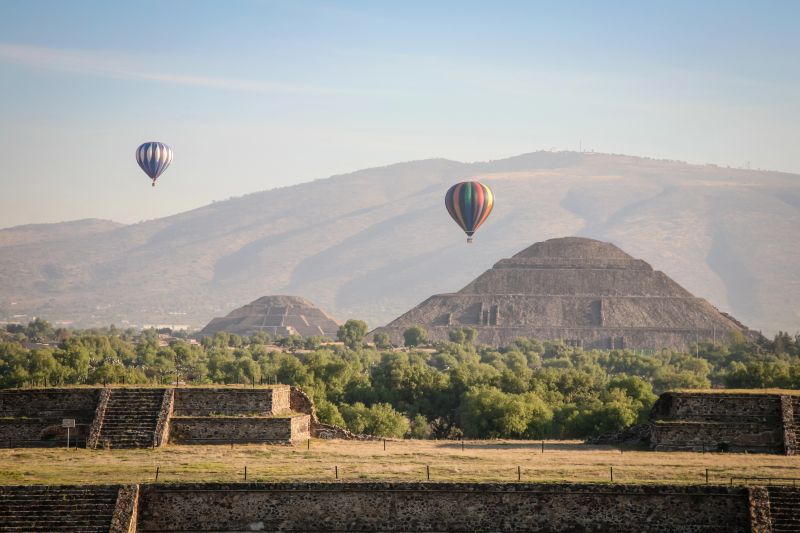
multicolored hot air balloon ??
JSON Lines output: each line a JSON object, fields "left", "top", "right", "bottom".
{"left": 444, "top": 180, "right": 494, "bottom": 243}
{"left": 136, "top": 142, "right": 173, "bottom": 187}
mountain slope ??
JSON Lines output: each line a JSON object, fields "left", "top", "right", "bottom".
{"left": 0, "top": 151, "right": 797, "bottom": 334}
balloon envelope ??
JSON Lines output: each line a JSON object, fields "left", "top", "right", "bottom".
{"left": 136, "top": 142, "right": 173, "bottom": 186}
{"left": 444, "top": 181, "right": 494, "bottom": 242}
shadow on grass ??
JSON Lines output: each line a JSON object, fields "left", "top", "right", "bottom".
{"left": 434, "top": 441, "right": 627, "bottom": 453}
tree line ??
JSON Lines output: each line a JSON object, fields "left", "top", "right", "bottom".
{"left": 1, "top": 318, "right": 798, "bottom": 439}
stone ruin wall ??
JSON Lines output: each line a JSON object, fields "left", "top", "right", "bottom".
{"left": 168, "top": 386, "right": 306, "bottom": 444}
{"left": 650, "top": 392, "right": 797, "bottom": 454}
{"left": 288, "top": 386, "right": 377, "bottom": 440}
{"left": 0, "top": 386, "right": 309, "bottom": 447}
{"left": 172, "top": 386, "right": 291, "bottom": 416}
{"left": 0, "top": 388, "right": 99, "bottom": 446}
{"left": 135, "top": 482, "right": 754, "bottom": 533}
{"left": 2, "top": 481, "right": 784, "bottom": 532}
{"left": 169, "top": 415, "right": 309, "bottom": 445}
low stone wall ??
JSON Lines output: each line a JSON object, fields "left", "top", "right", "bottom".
{"left": 136, "top": 482, "right": 752, "bottom": 532}
{"left": 110, "top": 484, "right": 140, "bottom": 533}
{"left": 649, "top": 391, "right": 792, "bottom": 454}
{"left": 654, "top": 393, "right": 783, "bottom": 421}
{"left": 0, "top": 419, "right": 54, "bottom": 446}
{"left": 0, "top": 388, "right": 100, "bottom": 418}
{"left": 780, "top": 395, "right": 797, "bottom": 455}
{"left": 289, "top": 386, "right": 317, "bottom": 422}
{"left": 168, "top": 415, "right": 309, "bottom": 444}
{"left": 172, "top": 387, "right": 290, "bottom": 416}
{"left": 652, "top": 422, "right": 783, "bottom": 452}
{"left": 0, "top": 389, "right": 98, "bottom": 447}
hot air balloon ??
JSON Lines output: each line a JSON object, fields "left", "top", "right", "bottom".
{"left": 136, "top": 142, "right": 173, "bottom": 187}
{"left": 444, "top": 180, "right": 494, "bottom": 243}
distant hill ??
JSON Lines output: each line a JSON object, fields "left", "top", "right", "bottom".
{"left": 0, "top": 151, "right": 798, "bottom": 334}
{"left": 0, "top": 219, "right": 123, "bottom": 247}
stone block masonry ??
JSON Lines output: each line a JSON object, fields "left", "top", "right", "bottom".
{"left": 173, "top": 386, "right": 291, "bottom": 416}
{"left": 0, "top": 385, "right": 306, "bottom": 448}
{"left": 1, "top": 482, "right": 798, "bottom": 531}
{"left": 650, "top": 391, "right": 798, "bottom": 454}
{"left": 136, "top": 482, "right": 754, "bottom": 532}
{"left": 0, "top": 388, "right": 99, "bottom": 447}
{"left": 169, "top": 414, "right": 310, "bottom": 444}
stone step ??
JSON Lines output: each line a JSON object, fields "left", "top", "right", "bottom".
{"left": 0, "top": 524, "right": 109, "bottom": 533}
{"left": 0, "top": 518, "right": 111, "bottom": 526}
{"left": 769, "top": 487, "right": 800, "bottom": 532}
{"left": 0, "top": 486, "right": 116, "bottom": 533}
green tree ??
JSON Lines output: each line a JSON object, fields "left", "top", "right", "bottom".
{"left": 337, "top": 319, "right": 369, "bottom": 350}
{"left": 373, "top": 332, "right": 393, "bottom": 350}
{"left": 409, "top": 414, "right": 432, "bottom": 439}
{"left": 339, "top": 402, "right": 410, "bottom": 437}
{"left": 315, "top": 398, "right": 346, "bottom": 426}
{"left": 403, "top": 326, "right": 428, "bottom": 347}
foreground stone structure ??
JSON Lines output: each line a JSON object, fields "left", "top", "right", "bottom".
{"left": 0, "top": 386, "right": 311, "bottom": 448}
{"left": 649, "top": 391, "right": 799, "bottom": 455}
{"left": 0, "top": 389, "right": 100, "bottom": 447}
{"left": 3, "top": 481, "right": 798, "bottom": 532}
{"left": 594, "top": 390, "right": 800, "bottom": 456}
{"left": 372, "top": 237, "right": 755, "bottom": 350}
{"left": 200, "top": 295, "right": 341, "bottom": 339}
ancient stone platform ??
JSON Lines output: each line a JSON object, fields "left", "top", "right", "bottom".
{"left": 0, "top": 386, "right": 310, "bottom": 449}
{"left": 372, "top": 237, "right": 756, "bottom": 350}
{"left": 649, "top": 391, "right": 799, "bottom": 455}
{"left": 1, "top": 481, "right": 794, "bottom": 532}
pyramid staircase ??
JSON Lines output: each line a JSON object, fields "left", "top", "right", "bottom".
{"left": 96, "top": 389, "right": 164, "bottom": 448}
{"left": 0, "top": 485, "right": 118, "bottom": 532}
{"left": 768, "top": 487, "right": 800, "bottom": 532}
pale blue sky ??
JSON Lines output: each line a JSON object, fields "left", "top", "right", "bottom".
{"left": 1, "top": 1, "right": 798, "bottom": 227}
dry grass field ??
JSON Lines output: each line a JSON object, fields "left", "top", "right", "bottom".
{"left": 2, "top": 440, "right": 799, "bottom": 486}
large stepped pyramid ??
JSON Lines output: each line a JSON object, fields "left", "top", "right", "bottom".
{"left": 200, "top": 295, "right": 341, "bottom": 339}
{"left": 768, "top": 487, "right": 800, "bottom": 532}
{"left": 97, "top": 389, "right": 165, "bottom": 448}
{"left": 372, "top": 237, "right": 757, "bottom": 350}
{"left": 0, "top": 485, "right": 119, "bottom": 532}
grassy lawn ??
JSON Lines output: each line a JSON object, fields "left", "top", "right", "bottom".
{"left": 1, "top": 440, "right": 799, "bottom": 486}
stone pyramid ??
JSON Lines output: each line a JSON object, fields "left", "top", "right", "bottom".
{"left": 200, "top": 295, "right": 340, "bottom": 339}
{"left": 372, "top": 237, "right": 754, "bottom": 350}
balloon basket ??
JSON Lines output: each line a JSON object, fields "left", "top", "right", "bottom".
{"left": 466, "top": 237, "right": 474, "bottom": 244}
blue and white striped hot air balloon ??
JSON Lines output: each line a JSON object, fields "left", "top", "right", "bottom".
{"left": 136, "top": 142, "right": 173, "bottom": 187}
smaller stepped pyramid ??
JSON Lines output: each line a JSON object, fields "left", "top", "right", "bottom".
{"left": 372, "top": 237, "right": 755, "bottom": 350}
{"left": 0, "top": 485, "right": 119, "bottom": 532}
{"left": 96, "top": 389, "right": 165, "bottom": 448}
{"left": 200, "top": 295, "right": 340, "bottom": 339}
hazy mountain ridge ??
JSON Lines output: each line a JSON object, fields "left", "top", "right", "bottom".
{"left": 1, "top": 151, "right": 798, "bottom": 334}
